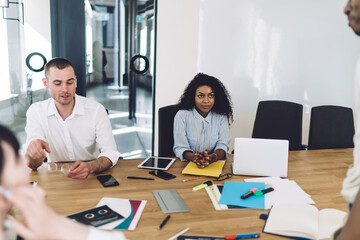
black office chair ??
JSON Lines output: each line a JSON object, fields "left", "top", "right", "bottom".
{"left": 252, "top": 100, "right": 304, "bottom": 151}
{"left": 158, "top": 104, "right": 180, "bottom": 157}
{"left": 307, "top": 105, "right": 355, "bottom": 150}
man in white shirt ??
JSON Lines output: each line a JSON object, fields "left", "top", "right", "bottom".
{"left": 25, "top": 57, "right": 120, "bottom": 180}
{"left": 342, "top": 0, "right": 360, "bottom": 204}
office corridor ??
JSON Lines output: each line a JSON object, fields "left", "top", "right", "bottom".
{"left": 87, "top": 84, "right": 152, "bottom": 159}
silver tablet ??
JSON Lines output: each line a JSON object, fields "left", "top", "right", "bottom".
{"left": 137, "top": 157, "right": 176, "bottom": 170}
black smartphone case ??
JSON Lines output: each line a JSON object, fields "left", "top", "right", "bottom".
{"left": 97, "top": 175, "right": 120, "bottom": 187}
{"left": 149, "top": 170, "right": 176, "bottom": 180}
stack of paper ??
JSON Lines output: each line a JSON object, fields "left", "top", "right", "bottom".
{"left": 244, "top": 177, "right": 314, "bottom": 209}
{"left": 206, "top": 178, "right": 314, "bottom": 210}
{"left": 96, "top": 197, "right": 147, "bottom": 230}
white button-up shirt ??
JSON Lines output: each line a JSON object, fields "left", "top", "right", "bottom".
{"left": 25, "top": 94, "right": 120, "bottom": 166}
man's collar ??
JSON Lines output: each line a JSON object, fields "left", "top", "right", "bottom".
{"left": 47, "top": 98, "right": 57, "bottom": 116}
{"left": 47, "top": 94, "right": 84, "bottom": 117}
{"left": 72, "top": 95, "right": 85, "bottom": 115}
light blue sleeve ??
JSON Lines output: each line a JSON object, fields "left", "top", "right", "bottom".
{"left": 214, "top": 116, "right": 231, "bottom": 154}
{"left": 173, "top": 111, "right": 193, "bottom": 161}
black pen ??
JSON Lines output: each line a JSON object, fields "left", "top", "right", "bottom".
{"left": 241, "top": 188, "right": 258, "bottom": 199}
{"left": 158, "top": 214, "right": 171, "bottom": 230}
{"left": 127, "top": 176, "right": 155, "bottom": 180}
{"left": 254, "top": 187, "right": 274, "bottom": 196}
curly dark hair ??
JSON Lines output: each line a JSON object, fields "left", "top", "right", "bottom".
{"left": 178, "top": 73, "right": 233, "bottom": 124}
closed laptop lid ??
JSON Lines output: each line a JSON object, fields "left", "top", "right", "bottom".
{"left": 233, "top": 138, "right": 289, "bottom": 177}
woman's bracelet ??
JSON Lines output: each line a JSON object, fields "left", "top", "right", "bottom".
{"left": 212, "top": 152, "right": 218, "bottom": 162}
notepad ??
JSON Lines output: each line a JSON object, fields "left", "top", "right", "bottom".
{"left": 206, "top": 184, "right": 244, "bottom": 210}
{"left": 218, "top": 181, "right": 266, "bottom": 209}
{"left": 152, "top": 189, "right": 189, "bottom": 213}
{"left": 245, "top": 177, "right": 315, "bottom": 209}
{"left": 263, "top": 204, "right": 347, "bottom": 240}
{"left": 182, "top": 160, "right": 225, "bottom": 177}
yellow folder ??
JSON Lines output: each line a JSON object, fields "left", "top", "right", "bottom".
{"left": 182, "top": 160, "right": 225, "bottom": 177}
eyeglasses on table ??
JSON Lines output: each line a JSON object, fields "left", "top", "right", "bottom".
{"left": 215, "top": 173, "right": 233, "bottom": 181}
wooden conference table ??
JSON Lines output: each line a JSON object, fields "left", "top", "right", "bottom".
{"left": 29, "top": 149, "right": 353, "bottom": 239}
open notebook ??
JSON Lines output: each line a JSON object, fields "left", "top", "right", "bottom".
{"left": 263, "top": 204, "right": 346, "bottom": 240}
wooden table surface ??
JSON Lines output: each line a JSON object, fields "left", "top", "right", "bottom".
{"left": 29, "top": 149, "right": 353, "bottom": 240}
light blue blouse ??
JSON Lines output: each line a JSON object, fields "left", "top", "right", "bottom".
{"left": 173, "top": 108, "right": 231, "bottom": 160}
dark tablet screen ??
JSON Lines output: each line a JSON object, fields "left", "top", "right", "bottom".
{"left": 141, "top": 157, "right": 173, "bottom": 168}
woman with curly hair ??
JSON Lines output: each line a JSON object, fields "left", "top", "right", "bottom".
{"left": 173, "top": 73, "right": 233, "bottom": 168}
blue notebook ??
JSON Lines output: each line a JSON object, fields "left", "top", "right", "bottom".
{"left": 218, "top": 181, "right": 266, "bottom": 209}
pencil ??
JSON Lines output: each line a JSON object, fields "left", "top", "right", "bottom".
{"left": 168, "top": 227, "right": 190, "bottom": 240}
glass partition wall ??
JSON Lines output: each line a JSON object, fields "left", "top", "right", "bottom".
{"left": 0, "top": 0, "right": 155, "bottom": 158}
{"left": 85, "top": 0, "right": 155, "bottom": 158}
{"left": 0, "top": 0, "right": 51, "bottom": 148}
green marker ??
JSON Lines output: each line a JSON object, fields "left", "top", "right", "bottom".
{"left": 254, "top": 187, "right": 275, "bottom": 196}
{"left": 192, "top": 180, "right": 212, "bottom": 191}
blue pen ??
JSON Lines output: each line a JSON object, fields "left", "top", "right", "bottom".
{"left": 224, "top": 232, "right": 260, "bottom": 240}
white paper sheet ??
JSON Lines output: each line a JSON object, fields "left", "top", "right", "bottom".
{"left": 96, "top": 197, "right": 147, "bottom": 230}
{"left": 245, "top": 177, "right": 315, "bottom": 209}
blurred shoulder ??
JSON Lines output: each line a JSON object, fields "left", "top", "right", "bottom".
{"left": 27, "top": 98, "right": 51, "bottom": 112}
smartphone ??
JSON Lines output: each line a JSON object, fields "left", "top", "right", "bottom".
{"left": 97, "top": 175, "right": 119, "bottom": 187}
{"left": 149, "top": 170, "right": 176, "bottom": 180}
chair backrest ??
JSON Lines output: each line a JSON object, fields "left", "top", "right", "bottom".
{"left": 308, "top": 105, "right": 354, "bottom": 150}
{"left": 252, "top": 100, "right": 303, "bottom": 151}
{"left": 158, "top": 104, "right": 179, "bottom": 157}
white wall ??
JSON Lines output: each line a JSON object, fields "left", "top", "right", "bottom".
{"left": 198, "top": 0, "right": 359, "bottom": 115}
{"left": 155, "top": 0, "right": 253, "bottom": 152}
{"left": 24, "top": 0, "right": 52, "bottom": 90}
{"left": 154, "top": 0, "right": 200, "bottom": 154}
{"left": 155, "top": 0, "right": 360, "bottom": 154}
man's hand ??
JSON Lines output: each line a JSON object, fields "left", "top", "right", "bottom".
{"left": 66, "top": 161, "right": 92, "bottom": 180}
{"left": 27, "top": 139, "right": 51, "bottom": 170}
{"left": 66, "top": 157, "right": 112, "bottom": 180}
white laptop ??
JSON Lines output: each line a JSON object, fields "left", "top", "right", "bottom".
{"left": 232, "top": 138, "right": 289, "bottom": 177}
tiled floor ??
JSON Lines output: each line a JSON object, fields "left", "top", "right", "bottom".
{"left": 87, "top": 83, "right": 152, "bottom": 159}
